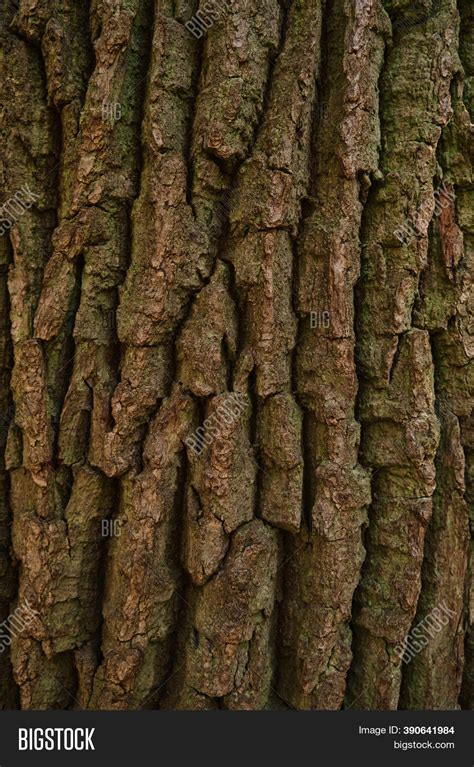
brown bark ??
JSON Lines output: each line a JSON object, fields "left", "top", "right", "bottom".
{"left": 0, "top": 0, "right": 472, "bottom": 710}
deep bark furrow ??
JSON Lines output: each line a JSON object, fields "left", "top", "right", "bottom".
{"left": 165, "top": 0, "right": 322, "bottom": 708}
{"left": 399, "top": 42, "right": 472, "bottom": 706}
{"left": 278, "top": 0, "right": 385, "bottom": 710}
{"left": 2, "top": 0, "right": 74, "bottom": 708}
{"left": 346, "top": 0, "right": 458, "bottom": 710}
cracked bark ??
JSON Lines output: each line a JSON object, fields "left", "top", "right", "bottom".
{"left": 0, "top": 0, "right": 472, "bottom": 710}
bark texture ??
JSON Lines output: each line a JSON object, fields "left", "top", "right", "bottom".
{"left": 0, "top": 0, "right": 472, "bottom": 709}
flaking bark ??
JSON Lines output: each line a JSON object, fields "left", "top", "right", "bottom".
{"left": 0, "top": 0, "right": 472, "bottom": 710}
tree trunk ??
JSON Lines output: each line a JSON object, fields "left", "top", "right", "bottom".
{"left": 0, "top": 0, "right": 472, "bottom": 710}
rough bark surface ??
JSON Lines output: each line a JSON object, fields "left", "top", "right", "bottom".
{"left": 0, "top": 0, "right": 472, "bottom": 709}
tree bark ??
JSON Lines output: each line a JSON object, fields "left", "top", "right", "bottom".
{"left": 0, "top": 0, "right": 472, "bottom": 710}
